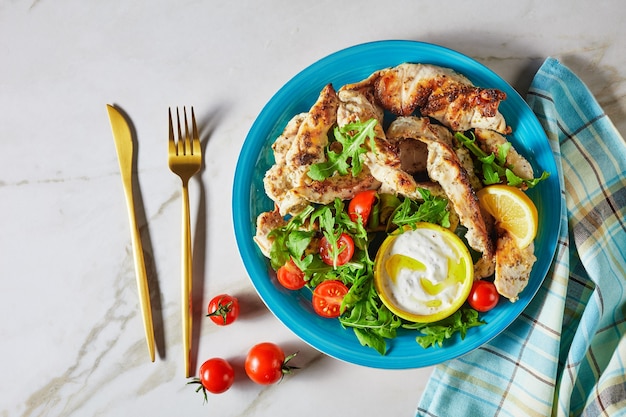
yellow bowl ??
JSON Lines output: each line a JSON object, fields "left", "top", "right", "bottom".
{"left": 374, "top": 223, "right": 474, "bottom": 323}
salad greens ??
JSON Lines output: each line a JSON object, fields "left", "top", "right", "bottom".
{"left": 455, "top": 131, "right": 550, "bottom": 188}
{"left": 403, "top": 307, "right": 485, "bottom": 348}
{"left": 267, "top": 190, "right": 485, "bottom": 355}
{"left": 390, "top": 188, "right": 451, "bottom": 230}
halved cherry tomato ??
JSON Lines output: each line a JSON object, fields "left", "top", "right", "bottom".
{"left": 319, "top": 233, "right": 355, "bottom": 266}
{"left": 467, "top": 280, "right": 499, "bottom": 312}
{"left": 244, "top": 342, "right": 296, "bottom": 385}
{"left": 348, "top": 190, "right": 377, "bottom": 226}
{"left": 189, "top": 357, "right": 235, "bottom": 399}
{"left": 312, "top": 280, "right": 349, "bottom": 318}
{"left": 206, "top": 294, "right": 240, "bottom": 326}
{"left": 276, "top": 258, "right": 306, "bottom": 290}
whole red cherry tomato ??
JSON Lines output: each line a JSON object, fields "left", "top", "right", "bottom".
{"left": 467, "top": 280, "right": 499, "bottom": 312}
{"left": 276, "top": 258, "right": 306, "bottom": 290}
{"left": 348, "top": 190, "right": 377, "bottom": 226}
{"left": 318, "top": 233, "right": 355, "bottom": 266}
{"left": 206, "top": 294, "right": 240, "bottom": 326}
{"left": 312, "top": 280, "right": 349, "bottom": 318}
{"left": 244, "top": 342, "right": 297, "bottom": 385}
{"left": 189, "top": 357, "right": 235, "bottom": 401}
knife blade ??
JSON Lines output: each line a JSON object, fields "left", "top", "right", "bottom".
{"left": 107, "top": 104, "right": 155, "bottom": 362}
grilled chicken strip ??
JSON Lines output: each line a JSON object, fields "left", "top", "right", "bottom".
{"left": 271, "top": 113, "right": 307, "bottom": 165}
{"left": 372, "top": 63, "right": 510, "bottom": 134}
{"left": 387, "top": 116, "right": 496, "bottom": 277}
{"left": 336, "top": 88, "right": 445, "bottom": 200}
{"left": 288, "top": 169, "right": 380, "bottom": 206}
{"left": 264, "top": 84, "right": 379, "bottom": 215}
{"left": 254, "top": 206, "right": 287, "bottom": 257}
{"left": 263, "top": 113, "right": 310, "bottom": 215}
{"left": 284, "top": 84, "right": 339, "bottom": 186}
{"left": 494, "top": 229, "right": 537, "bottom": 302}
{"left": 474, "top": 128, "right": 534, "bottom": 185}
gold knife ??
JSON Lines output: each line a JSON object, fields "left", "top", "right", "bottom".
{"left": 107, "top": 104, "right": 155, "bottom": 362}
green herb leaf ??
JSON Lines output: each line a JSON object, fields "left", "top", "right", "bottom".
{"left": 307, "top": 119, "right": 378, "bottom": 181}
{"left": 391, "top": 189, "right": 450, "bottom": 229}
{"left": 339, "top": 273, "right": 401, "bottom": 355}
{"left": 521, "top": 170, "right": 551, "bottom": 188}
{"left": 352, "top": 328, "right": 387, "bottom": 355}
{"left": 403, "top": 307, "right": 486, "bottom": 348}
{"left": 455, "top": 131, "right": 549, "bottom": 188}
{"left": 268, "top": 205, "right": 315, "bottom": 270}
{"left": 285, "top": 230, "right": 314, "bottom": 260}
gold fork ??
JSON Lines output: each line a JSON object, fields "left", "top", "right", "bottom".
{"left": 168, "top": 107, "right": 202, "bottom": 377}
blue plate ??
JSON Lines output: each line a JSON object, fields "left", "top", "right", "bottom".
{"left": 233, "top": 40, "right": 561, "bottom": 369}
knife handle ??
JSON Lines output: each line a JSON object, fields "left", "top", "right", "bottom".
{"left": 124, "top": 184, "right": 156, "bottom": 362}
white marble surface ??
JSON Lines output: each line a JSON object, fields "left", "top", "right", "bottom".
{"left": 1, "top": 1, "right": 625, "bottom": 416}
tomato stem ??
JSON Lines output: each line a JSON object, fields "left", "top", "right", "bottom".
{"left": 206, "top": 298, "right": 234, "bottom": 325}
{"left": 278, "top": 351, "right": 299, "bottom": 380}
{"left": 187, "top": 378, "right": 209, "bottom": 404}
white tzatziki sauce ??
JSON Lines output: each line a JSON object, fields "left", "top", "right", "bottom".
{"left": 378, "top": 228, "right": 466, "bottom": 316}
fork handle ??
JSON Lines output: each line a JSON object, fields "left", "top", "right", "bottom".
{"left": 180, "top": 181, "right": 193, "bottom": 378}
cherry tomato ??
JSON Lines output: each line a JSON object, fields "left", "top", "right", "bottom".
{"left": 206, "top": 294, "right": 240, "bottom": 326}
{"left": 189, "top": 358, "right": 235, "bottom": 400}
{"left": 319, "top": 233, "right": 355, "bottom": 266}
{"left": 348, "top": 190, "right": 377, "bottom": 226}
{"left": 244, "top": 342, "right": 296, "bottom": 385}
{"left": 312, "top": 280, "right": 349, "bottom": 318}
{"left": 276, "top": 258, "right": 306, "bottom": 290}
{"left": 467, "top": 280, "right": 499, "bottom": 312}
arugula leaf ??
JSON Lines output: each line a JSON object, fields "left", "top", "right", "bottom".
{"left": 352, "top": 328, "right": 388, "bottom": 355}
{"left": 517, "top": 170, "right": 550, "bottom": 188}
{"left": 403, "top": 307, "right": 485, "bottom": 348}
{"left": 311, "top": 204, "right": 342, "bottom": 267}
{"left": 307, "top": 119, "right": 378, "bottom": 181}
{"left": 285, "top": 230, "right": 313, "bottom": 259}
{"left": 339, "top": 272, "right": 402, "bottom": 355}
{"left": 455, "top": 131, "right": 550, "bottom": 188}
{"left": 268, "top": 205, "right": 315, "bottom": 270}
{"left": 268, "top": 228, "right": 291, "bottom": 270}
{"left": 391, "top": 189, "right": 450, "bottom": 229}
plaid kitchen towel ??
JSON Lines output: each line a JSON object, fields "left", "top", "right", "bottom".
{"left": 416, "top": 58, "right": 626, "bottom": 417}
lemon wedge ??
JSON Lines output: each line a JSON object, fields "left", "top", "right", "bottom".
{"left": 374, "top": 223, "right": 474, "bottom": 323}
{"left": 476, "top": 184, "right": 538, "bottom": 249}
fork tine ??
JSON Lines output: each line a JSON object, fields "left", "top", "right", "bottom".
{"left": 191, "top": 107, "right": 200, "bottom": 156}
{"left": 183, "top": 107, "right": 191, "bottom": 156}
{"left": 168, "top": 107, "right": 176, "bottom": 155}
{"left": 175, "top": 107, "right": 184, "bottom": 155}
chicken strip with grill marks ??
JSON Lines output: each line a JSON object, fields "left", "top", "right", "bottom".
{"left": 284, "top": 84, "right": 339, "bottom": 186}
{"left": 263, "top": 84, "right": 379, "bottom": 215}
{"left": 263, "top": 113, "right": 310, "bottom": 215}
{"left": 254, "top": 206, "right": 287, "bottom": 258}
{"left": 336, "top": 88, "right": 445, "bottom": 200}
{"left": 272, "top": 113, "right": 307, "bottom": 165}
{"left": 387, "top": 116, "right": 496, "bottom": 278}
{"left": 374, "top": 63, "right": 510, "bottom": 134}
{"left": 494, "top": 228, "right": 536, "bottom": 302}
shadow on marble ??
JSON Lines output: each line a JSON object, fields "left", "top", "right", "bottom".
{"left": 189, "top": 103, "right": 232, "bottom": 373}
{"left": 560, "top": 54, "right": 626, "bottom": 134}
